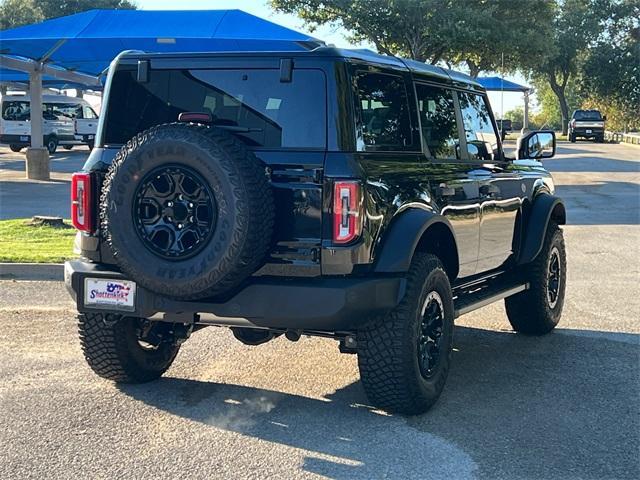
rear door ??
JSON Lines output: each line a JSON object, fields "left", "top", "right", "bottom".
{"left": 457, "top": 90, "right": 522, "bottom": 273}
{"left": 1, "top": 100, "right": 31, "bottom": 138}
{"left": 44, "top": 102, "right": 79, "bottom": 140}
{"left": 415, "top": 82, "right": 481, "bottom": 277}
{"left": 102, "top": 63, "right": 327, "bottom": 275}
{"left": 75, "top": 105, "right": 99, "bottom": 138}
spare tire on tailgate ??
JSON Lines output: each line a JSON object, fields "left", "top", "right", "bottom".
{"left": 100, "top": 123, "right": 274, "bottom": 300}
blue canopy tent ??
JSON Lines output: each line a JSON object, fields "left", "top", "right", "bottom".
{"left": 477, "top": 76, "right": 532, "bottom": 132}
{"left": 0, "top": 9, "right": 321, "bottom": 178}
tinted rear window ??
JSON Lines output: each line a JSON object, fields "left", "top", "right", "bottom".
{"left": 2, "top": 101, "right": 87, "bottom": 121}
{"left": 104, "top": 68, "right": 326, "bottom": 149}
{"left": 573, "top": 110, "right": 602, "bottom": 120}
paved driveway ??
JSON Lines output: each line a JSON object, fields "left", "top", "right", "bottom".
{"left": 0, "top": 142, "right": 639, "bottom": 479}
{"left": 0, "top": 146, "right": 88, "bottom": 219}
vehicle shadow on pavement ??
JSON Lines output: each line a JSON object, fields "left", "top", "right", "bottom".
{"left": 118, "top": 326, "right": 639, "bottom": 479}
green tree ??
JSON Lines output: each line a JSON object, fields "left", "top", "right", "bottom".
{"left": 579, "top": 3, "right": 640, "bottom": 131}
{"left": 504, "top": 106, "right": 524, "bottom": 125}
{"left": 449, "top": 0, "right": 554, "bottom": 78}
{"left": 0, "top": 0, "right": 42, "bottom": 30}
{"left": 532, "top": 76, "right": 582, "bottom": 130}
{"left": 0, "top": 0, "right": 136, "bottom": 30}
{"left": 270, "top": 0, "right": 553, "bottom": 75}
{"left": 525, "top": 0, "right": 615, "bottom": 135}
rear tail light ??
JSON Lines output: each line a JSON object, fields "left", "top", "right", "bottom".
{"left": 570, "top": 119, "right": 576, "bottom": 128}
{"left": 333, "top": 181, "right": 361, "bottom": 244}
{"left": 71, "top": 172, "right": 93, "bottom": 232}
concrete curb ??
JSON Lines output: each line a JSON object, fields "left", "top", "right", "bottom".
{"left": 0, "top": 263, "right": 63, "bottom": 281}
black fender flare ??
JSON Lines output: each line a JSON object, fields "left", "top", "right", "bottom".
{"left": 374, "top": 208, "right": 457, "bottom": 273}
{"left": 518, "top": 194, "right": 566, "bottom": 265}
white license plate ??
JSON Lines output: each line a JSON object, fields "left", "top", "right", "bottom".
{"left": 20, "top": 136, "right": 29, "bottom": 141}
{"left": 84, "top": 278, "right": 136, "bottom": 311}
{"left": 586, "top": 129, "right": 592, "bottom": 134}
{"left": 87, "top": 135, "right": 94, "bottom": 140}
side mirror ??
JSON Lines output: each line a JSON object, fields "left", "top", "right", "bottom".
{"left": 602, "top": 115, "right": 607, "bottom": 121}
{"left": 517, "top": 130, "right": 556, "bottom": 160}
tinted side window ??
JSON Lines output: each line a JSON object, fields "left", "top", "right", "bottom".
{"left": 45, "top": 103, "right": 82, "bottom": 121}
{"left": 2, "top": 101, "right": 30, "bottom": 121}
{"left": 458, "top": 92, "right": 499, "bottom": 161}
{"left": 83, "top": 106, "right": 98, "bottom": 119}
{"left": 105, "top": 68, "right": 326, "bottom": 148}
{"left": 415, "top": 84, "right": 460, "bottom": 160}
{"left": 355, "top": 72, "right": 412, "bottom": 151}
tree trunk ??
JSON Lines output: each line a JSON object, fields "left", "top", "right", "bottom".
{"left": 548, "top": 73, "right": 570, "bottom": 135}
{"left": 466, "top": 59, "right": 481, "bottom": 78}
{"left": 558, "top": 93, "right": 569, "bottom": 135}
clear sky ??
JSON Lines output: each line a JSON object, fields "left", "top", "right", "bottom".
{"left": 136, "top": 0, "right": 531, "bottom": 114}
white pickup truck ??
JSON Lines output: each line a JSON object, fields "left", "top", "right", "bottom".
{"left": 568, "top": 109, "right": 606, "bottom": 143}
{"left": 0, "top": 94, "right": 98, "bottom": 153}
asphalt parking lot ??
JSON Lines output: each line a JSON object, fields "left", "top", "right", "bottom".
{"left": 0, "top": 146, "right": 87, "bottom": 219}
{"left": 0, "top": 141, "right": 639, "bottom": 479}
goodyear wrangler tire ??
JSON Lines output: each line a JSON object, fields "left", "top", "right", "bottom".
{"left": 505, "top": 222, "right": 566, "bottom": 335}
{"left": 78, "top": 313, "right": 180, "bottom": 383}
{"left": 101, "top": 123, "right": 274, "bottom": 300}
{"left": 357, "top": 253, "right": 454, "bottom": 415}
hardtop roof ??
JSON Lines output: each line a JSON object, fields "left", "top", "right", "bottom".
{"left": 119, "top": 46, "right": 483, "bottom": 89}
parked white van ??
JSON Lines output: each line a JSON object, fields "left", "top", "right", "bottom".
{"left": 0, "top": 94, "right": 99, "bottom": 154}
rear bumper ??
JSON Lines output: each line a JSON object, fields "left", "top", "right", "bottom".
{"left": 75, "top": 134, "right": 95, "bottom": 143}
{"left": 571, "top": 127, "right": 604, "bottom": 137}
{"left": 64, "top": 260, "right": 405, "bottom": 331}
{"left": 1, "top": 134, "right": 30, "bottom": 145}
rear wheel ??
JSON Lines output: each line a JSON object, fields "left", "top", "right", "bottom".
{"left": 63, "top": 145, "right": 73, "bottom": 150}
{"left": 505, "top": 222, "right": 566, "bottom": 335}
{"left": 46, "top": 135, "right": 58, "bottom": 154}
{"left": 78, "top": 313, "right": 181, "bottom": 383}
{"left": 9, "top": 144, "right": 22, "bottom": 153}
{"left": 569, "top": 133, "right": 576, "bottom": 143}
{"left": 357, "top": 253, "right": 454, "bottom": 415}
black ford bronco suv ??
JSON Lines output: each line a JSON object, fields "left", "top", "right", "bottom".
{"left": 65, "top": 48, "right": 567, "bottom": 415}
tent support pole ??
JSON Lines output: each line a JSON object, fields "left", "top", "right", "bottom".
{"left": 25, "top": 66, "right": 50, "bottom": 180}
{"left": 522, "top": 90, "right": 530, "bottom": 134}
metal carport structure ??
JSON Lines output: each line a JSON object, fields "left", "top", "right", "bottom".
{"left": 476, "top": 76, "right": 532, "bottom": 133}
{"left": 0, "top": 9, "right": 321, "bottom": 179}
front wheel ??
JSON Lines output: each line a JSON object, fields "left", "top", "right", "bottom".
{"left": 78, "top": 313, "right": 181, "bottom": 383}
{"left": 505, "top": 222, "right": 566, "bottom": 334}
{"left": 357, "top": 253, "right": 454, "bottom": 415}
{"left": 569, "top": 133, "right": 576, "bottom": 143}
{"left": 46, "top": 136, "right": 58, "bottom": 154}
{"left": 9, "top": 144, "right": 22, "bottom": 153}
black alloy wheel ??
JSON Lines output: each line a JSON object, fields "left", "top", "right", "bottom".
{"left": 418, "top": 291, "right": 445, "bottom": 378}
{"left": 133, "top": 164, "right": 216, "bottom": 261}
{"left": 546, "top": 246, "right": 561, "bottom": 309}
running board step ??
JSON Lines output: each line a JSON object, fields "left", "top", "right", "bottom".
{"left": 454, "top": 283, "right": 528, "bottom": 318}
